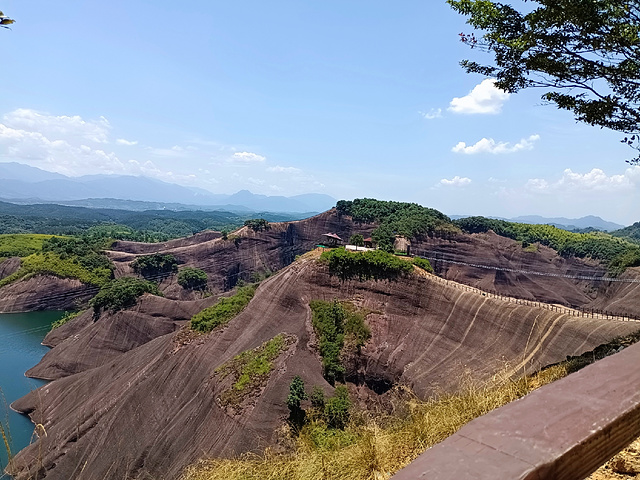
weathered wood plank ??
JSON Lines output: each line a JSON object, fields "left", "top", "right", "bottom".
{"left": 391, "top": 342, "right": 640, "bottom": 480}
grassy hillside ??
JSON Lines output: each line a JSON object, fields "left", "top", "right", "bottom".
{"left": 182, "top": 346, "right": 617, "bottom": 480}
{"left": 0, "top": 233, "right": 58, "bottom": 259}
{"left": 0, "top": 233, "right": 114, "bottom": 288}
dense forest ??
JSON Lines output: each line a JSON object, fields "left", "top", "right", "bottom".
{"left": 0, "top": 201, "right": 300, "bottom": 239}
{"left": 336, "top": 198, "right": 454, "bottom": 251}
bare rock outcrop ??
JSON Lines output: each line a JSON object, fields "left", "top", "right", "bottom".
{"left": 10, "top": 258, "right": 639, "bottom": 480}
{"left": 0, "top": 256, "right": 20, "bottom": 280}
{"left": 0, "top": 275, "right": 95, "bottom": 313}
{"left": 107, "top": 209, "right": 376, "bottom": 295}
{"left": 28, "top": 294, "right": 213, "bottom": 380}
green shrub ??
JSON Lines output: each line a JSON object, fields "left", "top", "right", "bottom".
{"left": 310, "top": 386, "right": 326, "bottom": 410}
{"left": 324, "top": 385, "right": 351, "bottom": 429}
{"left": 412, "top": 257, "right": 434, "bottom": 273}
{"left": 177, "top": 267, "right": 208, "bottom": 290}
{"left": 0, "top": 252, "right": 113, "bottom": 289}
{"left": 90, "top": 277, "right": 161, "bottom": 315}
{"left": 216, "top": 334, "right": 291, "bottom": 408}
{"left": 244, "top": 218, "right": 270, "bottom": 232}
{"left": 190, "top": 284, "right": 257, "bottom": 333}
{"left": 349, "top": 234, "right": 364, "bottom": 247}
{"left": 320, "top": 247, "right": 413, "bottom": 282}
{"left": 309, "top": 300, "right": 371, "bottom": 384}
{"left": 50, "top": 310, "right": 84, "bottom": 330}
{"left": 131, "top": 253, "right": 178, "bottom": 278}
{"left": 287, "top": 376, "right": 308, "bottom": 429}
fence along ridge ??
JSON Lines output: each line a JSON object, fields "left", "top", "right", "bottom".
{"left": 413, "top": 258, "right": 639, "bottom": 323}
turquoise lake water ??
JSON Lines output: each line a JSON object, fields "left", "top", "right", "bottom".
{"left": 0, "top": 311, "right": 64, "bottom": 477}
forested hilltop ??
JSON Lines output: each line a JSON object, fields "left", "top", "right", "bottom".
{"left": 0, "top": 200, "right": 301, "bottom": 240}
{"left": 612, "top": 221, "right": 640, "bottom": 244}
{"left": 337, "top": 198, "right": 640, "bottom": 274}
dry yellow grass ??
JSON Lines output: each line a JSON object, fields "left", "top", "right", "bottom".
{"left": 180, "top": 361, "right": 576, "bottom": 480}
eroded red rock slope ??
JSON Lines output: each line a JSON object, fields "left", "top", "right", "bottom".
{"left": 9, "top": 255, "right": 639, "bottom": 480}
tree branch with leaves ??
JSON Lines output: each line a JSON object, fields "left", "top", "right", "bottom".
{"left": 0, "top": 10, "right": 14, "bottom": 29}
{"left": 449, "top": 0, "right": 640, "bottom": 164}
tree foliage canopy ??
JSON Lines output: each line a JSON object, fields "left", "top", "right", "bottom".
{"left": 177, "top": 266, "right": 208, "bottom": 290}
{"left": 131, "top": 253, "right": 178, "bottom": 278}
{"left": 190, "top": 284, "right": 257, "bottom": 333}
{"left": 336, "top": 199, "right": 452, "bottom": 251}
{"left": 449, "top": 0, "right": 640, "bottom": 163}
{"left": 309, "top": 300, "right": 371, "bottom": 384}
{"left": 349, "top": 234, "right": 365, "bottom": 247}
{"left": 0, "top": 11, "right": 14, "bottom": 29}
{"left": 90, "top": 277, "right": 161, "bottom": 315}
{"left": 320, "top": 247, "right": 414, "bottom": 282}
{"left": 244, "top": 218, "right": 271, "bottom": 232}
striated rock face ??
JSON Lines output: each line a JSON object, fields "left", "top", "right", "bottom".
{"left": 0, "top": 256, "right": 20, "bottom": 280}
{"left": 412, "top": 231, "right": 640, "bottom": 318}
{"left": 3, "top": 211, "right": 632, "bottom": 316}
{"left": 413, "top": 232, "right": 605, "bottom": 306}
{"left": 27, "top": 294, "right": 212, "bottom": 380}
{"left": 111, "top": 230, "right": 223, "bottom": 254}
{"left": 586, "top": 267, "right": 640, "bottom": 317}
{"left": 10, "top": 258, "right": 639, "bottom": 480}
{"left": 0, "top": 275, "right": 95, "bottom": 313}
{"left": 5, "top": 211, "right": 640, "bottom": 479}
{"left": 107, "top": 209, "right": 377, "bottom": 296}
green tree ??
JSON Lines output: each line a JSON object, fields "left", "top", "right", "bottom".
{"left": 177, "top": 267, "right": 208, "bottom": 290}
{"left": 349, "top": 234, "right": 365, "bottom": 247}
{"left": 0, "top": 11, "right": 14, "bottom": 29}
{"left": 310, "top": 385, "right": 326, "bottom": 410}
{"left": 131, "top": 253, "right": 178, "bottom": 278}
{"left": 324, "top": 385, "right": 351, "bottom": 429}
{"left": 244, "top": 219, "right": 270, "bottom": 232}
{"left": 286, "top": 375, "right": 308, "bottom": 429}
{"left": 90, "top": 277, "right": 161, "bottom": 316}
{"left": 449, "top": 0, "right": 640, "bottom": 163}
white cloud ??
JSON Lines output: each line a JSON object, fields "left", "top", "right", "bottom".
{"left": 3, "top": 108, "right": 110, "bottom": 143}
{"left": 0, "top": 122, "right": 126, "bottom": 176}
{"left": 0, "top": 107, "right": 322, "bottom": 196}
{"left": 420, "top": 108, "right": 442, "bottom": 120}
{"left": 267, "top": 165, "right": 302, "bottom": 173}
{"left": 452, "top": 134, "right": 540, "bottom": 155}
{"left": 116, "top": 138, "right": 138, "bottom": 146}
{"left": 527, "top": 167, "right": 640, "bottom": 193}
{"left": 230, "top": 151, "right": 266, "bottom": 163}
{"left": 440, "top": 176, "right": 472, "bottom": 187}
{"left": 449, "top": 79, "right": 510, "bottom": 115}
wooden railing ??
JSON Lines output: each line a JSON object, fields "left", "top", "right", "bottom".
{"left": 390, "top": 341, "right": 640, "bottom": 480}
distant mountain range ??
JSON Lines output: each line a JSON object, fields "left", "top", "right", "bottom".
{"left": 509, "top": 215, "right": 625, "bottom": 232}
{"left": 450, "top": 214, "right": 625, "bottom": 232}
{"left": 0, "top": 162, "right": 336, "bottom": 214}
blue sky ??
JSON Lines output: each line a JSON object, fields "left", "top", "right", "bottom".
{"left": 1, "top": 1, "right": 639, "bottom": 224}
